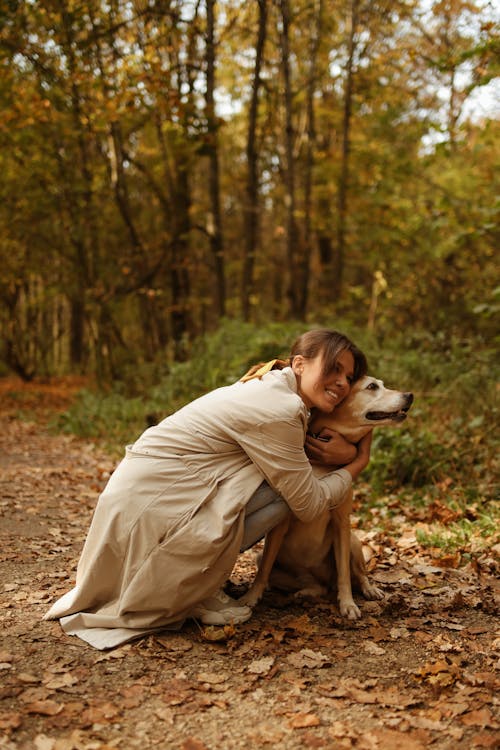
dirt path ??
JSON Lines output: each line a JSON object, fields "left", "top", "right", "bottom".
{"left": 0, "top": 413, "right": 498, "bottom": 750}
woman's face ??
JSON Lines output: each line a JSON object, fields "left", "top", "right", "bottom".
{"left": 293, "top": 349, "right": 355, "bottom": 412}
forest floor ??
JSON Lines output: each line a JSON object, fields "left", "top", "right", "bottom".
{"left": 0, "top": 378, "right": 498, "bottom": 750}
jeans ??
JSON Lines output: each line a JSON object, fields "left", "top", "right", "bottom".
{"left": 240, "top": 481, "right": 289, "bottom": 552}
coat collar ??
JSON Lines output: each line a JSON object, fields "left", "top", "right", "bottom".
{"left": 273, "top": 367, "right": 311, "bottom": 418}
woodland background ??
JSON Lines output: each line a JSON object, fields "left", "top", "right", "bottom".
{"left": 0, "top": 0, "right": 498, "bottom": 380}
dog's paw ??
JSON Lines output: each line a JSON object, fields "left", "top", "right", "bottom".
{"left": 339, "top": 600, "right": 361, "bottom": 620}
{"left": 361, "top": 582, "right": 384, "bottom": 601}
{"left": 239, "top": 588, "right": 261, "bottom": 608}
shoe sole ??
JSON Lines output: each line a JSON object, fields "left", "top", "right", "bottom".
{"left": 191, "top": 609, "right": 252, "bottom": 626}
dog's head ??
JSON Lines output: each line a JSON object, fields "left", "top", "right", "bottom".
{"left": 310, "top": 375, "right": 414, "bottom": 442}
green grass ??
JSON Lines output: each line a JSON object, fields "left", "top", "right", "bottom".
{"left": 416, "top": 513, "right": 498, "bottom": 555}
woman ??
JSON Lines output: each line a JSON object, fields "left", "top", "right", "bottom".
{"left": 44, "top": 329, "right": 372, "bottom": 649}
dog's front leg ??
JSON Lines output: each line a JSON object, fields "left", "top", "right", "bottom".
{"left": 331, "top": 489, "right": 361, "bottom": 620}
{"left": 350, "top": 532, "right": 384, "bottom": 602}
{"left": 240, "top": 515, "right": 290, "bottom": 607}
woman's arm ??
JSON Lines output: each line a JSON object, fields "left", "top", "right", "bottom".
{"left": 305, "top": 428, "right": 357, "bottom": 465}
{"left": 236, "top": 418, "right": 358, "bottom": 522}
{"left": 340, "top": 431, "right": 372, "bottom": 480}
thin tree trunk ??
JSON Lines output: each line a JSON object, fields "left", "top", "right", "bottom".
{"left": 299, "top": 0, "right": 323, "bottom": 316}
{"left": 278, "top": 0, "right": 300, "bottom": 318}
{"left": 242, "top": 0, "right": 268, "bottom": 321}
{"left": 334, "top": 0, "right": 359, "bottom": 300}
{"left": 205, "top": 0, "right": 226, "bottom": 318}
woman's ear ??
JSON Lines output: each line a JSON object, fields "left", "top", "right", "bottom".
{"left": 292, "top": 355, "right": 305, "bottom": 375}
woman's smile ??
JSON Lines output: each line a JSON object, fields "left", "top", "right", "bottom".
{"left": 294, "top": 349, "right": 355, "bottom": 412}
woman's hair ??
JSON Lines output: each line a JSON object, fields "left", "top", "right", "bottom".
{"left": 241, "top": 329, "right": 367, "bottom": 384}
{"left": 290, "top": 329, "right": 367, "bottom": 383}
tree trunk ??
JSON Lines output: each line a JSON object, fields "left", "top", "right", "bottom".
{"left": 334, "top": 0, "right": 359, "bottom": 300}
{"left": 298, "top": 0, "right": 323, "bottom": 316}
{"left": 278, "top": 0, "right": 300, "bottom": 318}
{"left": 242, "top": 0, "right": 268, "bottom": 321}
{"left": 205, "top": 0, "right": 226, "bottom": 318}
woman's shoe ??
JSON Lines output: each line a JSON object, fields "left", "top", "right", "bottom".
{"left": 191, "top": 589, "right": 252, "bottom": 625}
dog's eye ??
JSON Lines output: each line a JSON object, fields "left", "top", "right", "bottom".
{"left": 366, "top": 382, "right": 379, "bottom": 391}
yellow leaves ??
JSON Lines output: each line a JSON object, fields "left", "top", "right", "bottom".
{"left": 417, "top": 657, "right": 461, "bottom": 688}
{"left": 200, "top": 623, "right": 236, "bottom": 642}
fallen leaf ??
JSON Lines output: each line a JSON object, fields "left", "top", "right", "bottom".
{"left": 94, "top": 645, "right": 131, "bottom": 662}
{"left": 19, "top": 687, "right": 50, "bottom": 703}
{"left": 155, "top": 634, "right": 193, "bottom": 652}
{"left": 289, "top": 712, "right": 321, "bottom": 729}
{"left": 26, "top": 700, "right": 64, "bottom": 716}
{"left": 154, "top": 707, "right": 175, "bottom": 724}
{"left": 372, "top": 568, "right": 412, "bottom": 583}
{"left": 80, "top": 702, "right": 120, "bottom": 725}
{"left": 247, "top": 656, "right": 275, "bottom": 675}
{"left": 34, "top": 735, "right": 55, "bottom": 750}
{"left": 44, "top": 672, "right": 79, "bottom": 689}
{"left": 285, "top": 614, "right": 318, "bottom": 634}
{"left": 18, "top": 673, "right": 40, "bottom": 684}
{"left": 471, "top": 731, "right": 500, "bottom": 747}
{"left": 361, "top": 728, "right": 427, "bottom": 749}
{"left": 417, "top": 658, "right": 461, "bottom": 687}
{"left": 461, "top": 708, "right": 498, "bottom": 728}
{"left": 0, "top": 711, "right": 22, "bottom": 730}
{"left": 363, "top": 641, "right": 386, "bottom": 655}
{"left": 302, "top": 731, "right": 329, "bottom": 747}
{"left": 328, "top": 720, "right": 357, "bottom": 738}
{"left": 287, "top": 649, "right": 330, "bottom": 669}
{"left": 200, "top": 624, "right": 235, "bottom": 642}
{"left": 196, "top": 672, "right": 227, "bottom": 685}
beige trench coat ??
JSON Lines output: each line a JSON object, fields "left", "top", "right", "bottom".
{"left": 44, "top": 368, "right": 352, "bottom": 649}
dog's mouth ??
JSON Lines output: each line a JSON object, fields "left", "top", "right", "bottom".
{"left": 366, "top": 394, "right": 414, "bottom": 423}
{"left": 366, "top": 409, "right": 409, "bottom": 422}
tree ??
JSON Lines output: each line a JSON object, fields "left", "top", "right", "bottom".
{"left": 241, "top": 0, "right": 268, "bottom": 321}
{"left": 205, "top": 0, "right": 226, "bottom": 318}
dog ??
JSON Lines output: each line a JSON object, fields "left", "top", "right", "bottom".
{"left": 241, "top": 375, "right": 413, "bottom": 619}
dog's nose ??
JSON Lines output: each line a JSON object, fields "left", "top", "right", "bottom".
{"left": 404, "top": 393, "right": 414, "bottom": 407}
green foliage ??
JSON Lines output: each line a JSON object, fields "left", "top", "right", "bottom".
{"left": 365, "top": 428, "right": 451, "bottom": 491}
{"left": 416, "top": 513, "right": 497, "bottom": 554}
{"left": 54, "top": 319, "right": 306, "bottom": 451}
{"left": 364, "top": 332, "right": 498, "bottom": 499}
{"left": 52, "top": 391, "right": 148, "bottom": 451}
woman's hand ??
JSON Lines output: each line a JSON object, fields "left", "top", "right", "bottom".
{"left": 343, "top": 431, "right": 373, "bottom": 480}
{"left": 305, "top": 428, "right": 357, "bottom": 466}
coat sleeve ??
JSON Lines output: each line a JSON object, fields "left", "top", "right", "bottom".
{"left": 236, "top": 417, "right": 352, "bottom": 523}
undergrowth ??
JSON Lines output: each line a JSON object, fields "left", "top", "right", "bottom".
{"left": 51, "top": 319, "right": 499, "bottom": 557}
